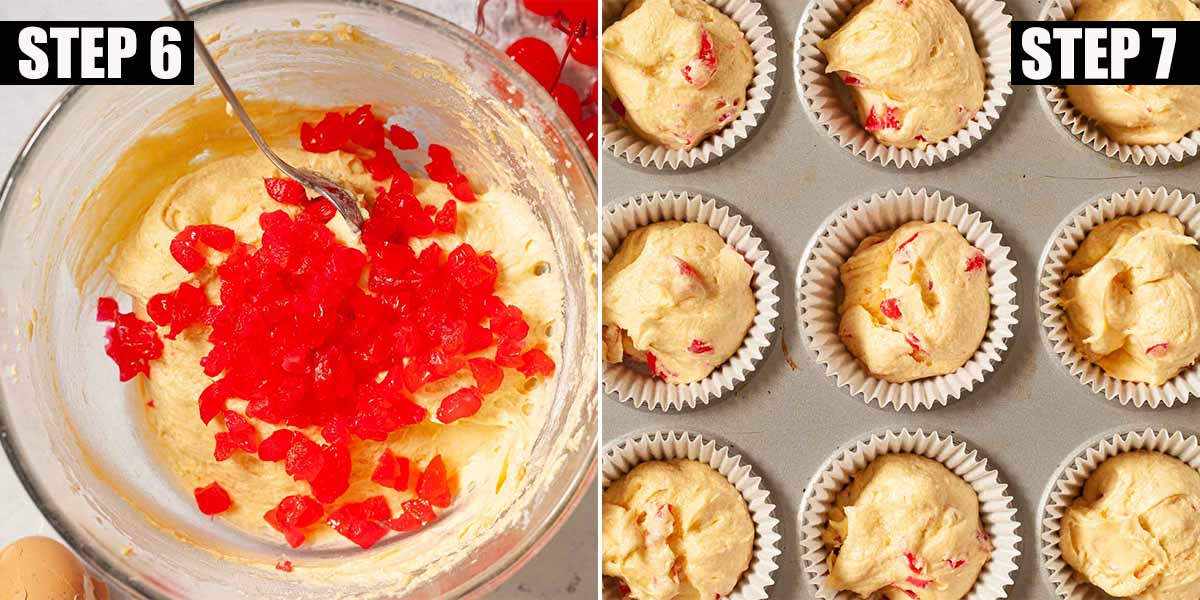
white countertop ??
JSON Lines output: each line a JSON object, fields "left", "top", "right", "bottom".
{"left": 0, "top": 1, "right": 596, "bottom": 597}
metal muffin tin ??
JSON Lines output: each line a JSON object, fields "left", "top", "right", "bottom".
{"left": 600, "top": 0, "right": 1200, "bottom": 597}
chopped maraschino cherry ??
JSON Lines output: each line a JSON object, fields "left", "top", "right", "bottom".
{"left": 170, "top": 224, "right": 235, "bottom": 273}
{"left": 469, "top": 357, "right": 505, "bottom": 393}
{"left": 371, "top": 450, "right": 411, "bottom": 491}
{"left": 97, "top": 299, "right": 163, "bottom": 382}
{"left": 326, "top": 496, "right": 391, "bottom": 549}
{"left": 417, "top": 455, "right": 452, "bottom": 508}
{"left": 880, "top": 298, "right": 902, "bottom": 320}
{"left": 263, "top": 178, "right": 307, "bottom": 205}
{"left": 147, "top": 283, "right": 207, "bottom": 340}
{"left": 865, "top": 105, "right": 902, "bottom": 132}
{"left": 194, "top": 482, "right": 232, "bottom": 515}
{"left": 438, "top": 387, "right": 484, "bottom": 423}
{"left": 681, "top": 29, "right": 718, "bottom": 88}
{"left": 905, "top": 552, "right": 923, "bottom": 574}
{"left": 276, "top": 560, "right": 293, "bottom": 572}
{"left": 688, "top": 339, "right": 713, "bottom": 354}
{"left": 386, "top": 498, "right": 438, "bottom": 532}
{"left": 965, "top": 253, "right": 986, "bottom": 273}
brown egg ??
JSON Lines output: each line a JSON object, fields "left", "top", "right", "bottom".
{"left": 0, "top": 536, "right": 109, "bottom": 600}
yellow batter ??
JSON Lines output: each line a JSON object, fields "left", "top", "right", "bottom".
{"left": 602, "top": 221, "right": 755, "bottom": 384}
{"left": 817, "top": 0, "right": 985, "bottom": 148}
{"left": 602, "top": 459, "right": 754, "bottom": 600}
{"left": 1060, "top": 213, "right": 1200, "bottom": 386}
{"left": 838, "top": 222, "right": 989, "bottom": 383}
{"left": 602, "top": 0, "right": 755, "bottom": 150}
{"left": 108, "top": 146, "right": 562, "bottom": 544}
{"left": 823, "top": 454, "right": 991, "bottom": 600}
{"left": 1067, "top": 0, "right": 1200, "bottom": 145}
{"left": 1060, "top": 451, "right": 1200, "bottom": 599}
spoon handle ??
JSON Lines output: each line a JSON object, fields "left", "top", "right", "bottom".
{"left": 163, "top": 0, "right": 293, "bottom": 176}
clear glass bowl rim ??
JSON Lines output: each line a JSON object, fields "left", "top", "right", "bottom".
{"left": 0, "top": 0, "right": 598, "bottom": 597}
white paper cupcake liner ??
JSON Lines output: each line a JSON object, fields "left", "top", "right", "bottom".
{"left": 799, "top": 428, "right": 1022, "bottom": 600}
{"left": 601, "top": 430, "right": 781, "bottom": 600}
{"left": 601, "top": 0, "right": 777, "bottom": 170}
{"left": 1039, "top": 427, "right": 1200, "bottom": 600}
{"left": 795, "top": 0, "right": 1012, "bottom": 168}
{"left": 1037, "top": 0, "right": 1200, "bottom": 166}
{"left": 602, "top": 191, "right": 780, "bottom": 411}
{"left": 797, "top": 188, "right": 1018, "bottom": 410}
{"left": 1038, "top": 187, "right": 1200, "bottom": 408}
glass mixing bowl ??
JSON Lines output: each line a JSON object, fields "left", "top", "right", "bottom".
{"left": 0, "top": 0, "right": 597, "bottom": 598}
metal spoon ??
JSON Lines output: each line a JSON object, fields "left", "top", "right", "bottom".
{"left": 164, "top": 0, "right": 365, "bottom": 232}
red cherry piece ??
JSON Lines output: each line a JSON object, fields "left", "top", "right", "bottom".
{"left": 965, "top": 253, "right": 986, "bottom": 273}
{"left": 263, "top": 178, "right": 307, "bottom": 205}
{"left": 276, "top": 494, "right": 324, "bottom": 529}
{"left": 906, "top": 577, "right": 931, "bottom": 589}
{"left": 437, "top": 387, "right": 484, "bottom": 424}
{"left": 102, "top": 309, "right": 163, "bottom": 382}
{"left": 468, "top": 357, "right": 504, "bottom": 394}
{"left": 326, "top": 498, "right": 390, "bottom": 549}
{"left": 345, "top": 104, "right": 386, "bottom": 151}
{"left": 386, "top": 498, "right": 438, "bottom": 532}
{"left": 363, "top": 150, "right": 402, "bottom": 182}
{"left": 896, "top": 232, "right": 920, "bottom": 254}
{"left": 170, "top": 225, "right": 235, "bottom": 273}
{"left": 194, "top": 482, "right": 232, "bottom": 515}
{"left": 285, "top": 435, "right": 325, "bottom": 482}
{"left": 905, "top": 552, "right": 923, "bottom": 574}
{"left": 681, "top": 29, "right": 719, "bottom": 88}
{"left": 688, "top": 340, "right": 713, "bottom": 354}
{"left": 417, "top": 455, "right": 452, "bottom": 508}
{"left": 505, "top": 37, "right": 560, "bottom": 91}
{"left": 434, "top": 201, "right": 457, "bottom": 234}
{"left": 518, "top": 349, "right": 555, "bottom": 378}
{"left": 276, "top": 560, "right": 293, "bottom": 572}
{"left": 880, "top": 298, "right": 902, "bottom": 320}
{"left": 300, "top": 111, "right": 350, "bottom": 153}
{"left": 1147, "top": 342, "right": 1170, "bottom": 356}
{"left": 865, "top": 105, "right": 902, "bottom": 132}
{"left": 371, "top": 450, "right": 411, "bottom": 491}
{"left": 905, "top": 333, "right": 926, "bottom": 360}
{"left": 387, "top": 125, "right": 419, "bottom": 150}
{"left": 147, "top": 282, "right": 208, "bottom": 340}
{"left": 646, "top": 351, "right": 672, "bottom": 380}
{"left": 97, "top": 297, "right": 118, "bottom": 322}
{"left": 258, "top": 429, "right": 297, "bottom": 462}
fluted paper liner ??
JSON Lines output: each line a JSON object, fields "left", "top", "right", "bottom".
{"left": 797, "top": 188, "right": 1018, "bottom": 410}
{"left": 800, "top": 428, "right": 1022, "bottom": 600}
{"left": 601, "top": 0, "right": 777, "bottom": 170}
{"left": 603, "top": 191, "right": 780, "bottom": 411}
{"left": 1038, "top": 187, "right": 1200, "bottom": 408}
{"left": 601, "top": 431, "right": 781, "bottom": 600}
{"left": 1040, "top": 428, "right": 1200, "bottom": 599}
{"left": 1037, "top": 0, "right": 1200, "bottom": 166}
{"left": 795, "top": 0, "right": 1012, "bottom": 168}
